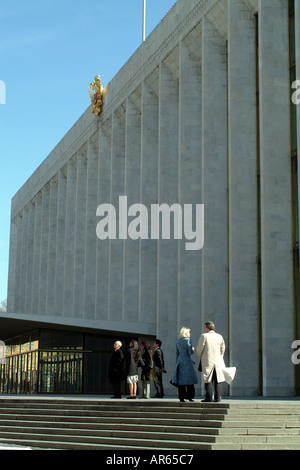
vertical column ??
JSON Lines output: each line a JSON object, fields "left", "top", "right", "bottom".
{"left": 54, "top": 167, "right": 67, "bottom": 316}
{"left": 32, "top": 192, "right": 42, "bottom": 315}
{"left": 201, "top": 18, "right": 228, "bottom": 341}
{"left": 109, "top": 111, "right": 125, "bottom": 320}
{"left": 296, "top": 0, "right": 300, "bottom": 264}
{"left": 96, "top": 125, "right": 111, "bottom": 320}
{"left": 25, "top": 202, "right": 35, "bottom": 314}
{"left": 178, "top": 35, "right": 202, "bottom": 334}
{"left": 228, "top": 0, "right": 258, "bottom": 395}
{"left": 157, "top": 59, "right": 179, "bottom": 366}
{"left": 14, "top": 213, "right": 23, "bottom": 313}
{"left": 38, "top": 185, "right": 50, "bottom": 315}
{"left": 84, "top": 137, "right": 99, "bottom": 319}
{"left": 123, "top": 95, "right": 141, "bottom": 322}
{"left": 7, "top": 218, "right": 18, "bottom": 312}
{"left": 258, "top": 0, "right": 294, "bottom": 396}
{"left": 19, "top": 206, "right": 29, "bottom": 313}
{"left": 296, "top": 1, "right": 300, "bottom": 172}
{"left": 140, "top": 76, "right": 159, "bottom": 324}
{"left": 46, "top": 176, "right": 58, "bottom": 316}
{"left": 295, "top": 0, "right": 300, "bottom": 367}
{"left": 73, "top": 150, "right": 87, "bottom": 318}
{"left": 63, "top": 157, "right": 77, "bottom": 317}
{"left": 294, "top": 0, "right": 300, "bottom": 394}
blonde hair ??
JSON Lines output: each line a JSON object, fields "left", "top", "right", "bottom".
{"left": 180, "top": 327, "right": 191, "bottom": 338}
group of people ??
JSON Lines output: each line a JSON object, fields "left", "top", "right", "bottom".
{"left": 108, "top": 321, "right": 233, "bottom": 402}
{"left": 108, "top": 339, "right": 165, "bottom": 399}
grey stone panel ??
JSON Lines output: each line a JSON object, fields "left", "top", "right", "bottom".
{"left": 156, "top": 60, "right": 180, "bottom": 384}
{"left": 13, "top": 214, "right": 23, "bottom": 313}
{"left": 140, "top": 79, "right": 159, "bottom": 326}
{"left": 46, "top": 177, "right": 58, "bottom": 317}
{"left": 227, "top": 0, "right": 259, "bottom": 396}
{"left": 19, "top": 207, "right": 29, "bottom": 315}
{"left": 96, "top": 126, "right": 111, "bottom": 321}
{"left": 109, "top": 112, "right": 126, "bottom": 321}
{"left": 178, "top": 36, "right": 202, "bottom": 333}
{"left": 258, "top": 0, "right": 294, "bottom": 396}
{"left": 6, "top": 219, "right": 17, "bottom": 313}
{"left": 63, "top": 158, "right": 77, "bottom": 318}
{"left": 25, "top": 202, "right": 35, "bottom": 315}
{"left": 54, "top": 168, "right": 67, "bottom": 316}
{"left": 84, "top": 137, "right": 99, "bottom": 320}
{"left": 296, "top": 0, "right": 300, "bottom": 243}
{"left": 123, "top": 96, "right": 142, "bottom": 323}
{"left": 73, "top": 151, "right": 88, "bottom": 318}
{"left": 38, "top": 185, "right": 50, "bottom": 316}
{"left": 31, "top": 192, "right": 42, "bottom": 316}
{"left": 201, "top": 18, "right": 228, "bottom": 347}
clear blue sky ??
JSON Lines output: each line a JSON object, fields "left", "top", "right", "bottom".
{"left": 0, "top": 0, "right": 177, "bottom": 304}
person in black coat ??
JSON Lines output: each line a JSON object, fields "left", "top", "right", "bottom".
{"left": 152, "top": 339, "right": 165, "bottom": 398}
{"left": 108, "top": 341, "right": 125, "bottom": 398}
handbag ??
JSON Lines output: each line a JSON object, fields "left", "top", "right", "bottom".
{"left": 169, "top": 379, "right": 178, "bottom": 388}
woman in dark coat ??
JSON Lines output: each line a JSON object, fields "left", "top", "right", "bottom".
{"left": 140, "top": 341, "right": 156, "bottom": 398}
{"left": 172, "top": 327, "right": 198, "bottom": 402}
{"left": 125, "top": 340, "right": 143, "bottom": 399}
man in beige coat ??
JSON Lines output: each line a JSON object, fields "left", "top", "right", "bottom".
{"left": 196, "top": 321, "right": 226, "bottom": 402}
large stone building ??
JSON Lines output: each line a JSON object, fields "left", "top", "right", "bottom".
{"left": 1, "top": 0, "right": 300, "bottom": 397}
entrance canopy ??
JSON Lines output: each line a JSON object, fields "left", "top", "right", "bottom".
{"left": 0, "top": 312, "right": 156, "bottom": 342}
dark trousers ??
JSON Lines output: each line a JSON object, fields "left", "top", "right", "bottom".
{"left": 178, "top": 384, "right": 195, "bottom": 401}
{"left": 204, "top": 369, "right": 223, "bottom": 402}
{"left": 154, "top": 368, "right": 164, "bottom": 397}
{"left": 112, "top": 381, "right": 122, "bottom": 398}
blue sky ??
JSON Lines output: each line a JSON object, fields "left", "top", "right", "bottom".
{"left": 0, "top": 0, "right": 177, "bottom": 304}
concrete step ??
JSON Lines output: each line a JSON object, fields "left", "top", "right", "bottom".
{"left": 218, "top": 426, "right": 300, "bottom": 435}
{"left": 0, "top": 425, "right": 218, "bottom": 443}
{"left": 0, "top": 430, "right": 213, "bottom": 450}
{"left": 0, "top": 428, "right": 299, "bottom": 451}
{"left": 0, "top": 419, "right": 219, "bottom": 435}
{"left": 0, "top": 400, "right": 226, "bottom": 410}
{"left": 1, "top": 423, "right": 299, "bottom": 446}
{"left": 0, "top": 401, "right": 228, "bottom": 415}
{"left": 0, "top": 412, "right": 223, "bottom": 428}
{"left": 0, "top": 418, "right": 297, "bottom": 435}
{"left": 220, "top": 419, "right": 300, "bottom": 428}
{"left": 211, "top": 442, "right": 300, "bottom": 450}
{"left": 0, "top": 407, "right": 226, "bottom": 420}
{"left": 0, "top": 437, "right": 195, "bottom": 451}
{"left": 0, "top": 398, "right": 298, "bottom": 450}
{"left": 228, "top": 407, "right": 300, "bottom": 415}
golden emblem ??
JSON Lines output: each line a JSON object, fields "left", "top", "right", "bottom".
{"left": 89, "top": 75, "right": 103, "bottom": 116}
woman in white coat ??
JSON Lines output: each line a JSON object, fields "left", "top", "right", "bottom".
{"left": 196, "top": 321, "right": 226, "bottom": 402}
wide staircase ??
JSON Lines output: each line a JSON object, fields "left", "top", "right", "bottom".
{"left": 0, "top": 397, "right": 299, "bottom": 450}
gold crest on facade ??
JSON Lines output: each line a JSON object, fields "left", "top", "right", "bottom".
{"left": 89, "top": 75, "right": 103, "bottom": 116}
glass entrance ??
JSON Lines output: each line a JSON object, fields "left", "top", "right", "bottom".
{"left": 38, "top": 350, "right": 83, "bottom": 393}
